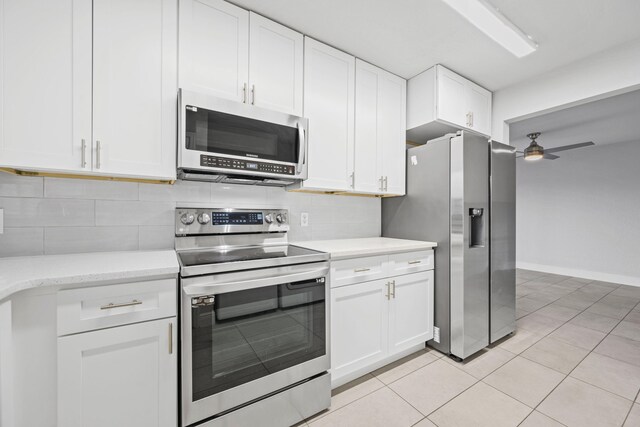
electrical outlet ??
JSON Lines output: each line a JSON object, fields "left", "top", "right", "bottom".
{"left": 433, "top": 326, "right": 440, "bottom": 343}
{"left": 0, "top": 208, "right": 3, "bottom": 234}
{"left": 300, "top": 212, "right": 309, "bottom": 227}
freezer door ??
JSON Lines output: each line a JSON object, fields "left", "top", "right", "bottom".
{"left": 382, "top": 135, "right": 452, "bottom": 354}
{"left": 490, "top": 141, "right": 516, "bottom": 343}
{"left": 450, "top": 133, "right": 490, "bottom": 359}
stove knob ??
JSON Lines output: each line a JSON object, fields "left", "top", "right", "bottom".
{"left": 276, "top": 213, "right": 286, "bottom": 224}
{"left": 264, "top": 214, "right": 274, "bottom": 224}
{"left": 197, "top": 213, "right": 211, "bottom": 224}
{"left": 180, "top": 213, "right": 195, "bottom": 225}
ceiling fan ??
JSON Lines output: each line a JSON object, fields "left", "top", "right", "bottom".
{"left": 517, "top": 132, "right": 595, "bottom": 161}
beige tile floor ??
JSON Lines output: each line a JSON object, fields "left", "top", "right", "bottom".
{"left": 301, "top": 269, "right": 640, "bottom": 427}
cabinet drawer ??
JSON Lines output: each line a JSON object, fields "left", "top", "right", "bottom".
{"left": 388, "top": 250, "right": 434, "bottom": 275}
{"left": 330, "top": 255, "right": 388, "bottom": 288}
{"left": 57, "top": 279, "right": 177, "bottom": 336}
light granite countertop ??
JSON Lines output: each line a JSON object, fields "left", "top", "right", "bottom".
{"left": 0, "top": 250, "right": 179, "bottom": 302}
{"left": 293, "top": 237, "right": 437, "bottom": 260}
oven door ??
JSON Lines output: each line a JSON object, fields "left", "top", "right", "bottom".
{"left": 181, "top": 262, "right": 329, "bottom": 426}
{"left": 178, "top": 89, "right": 308, "bottom": 181}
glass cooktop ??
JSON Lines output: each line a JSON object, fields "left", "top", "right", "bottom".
{"left": 177, "top": 245, "right": 328, "bottom": 276}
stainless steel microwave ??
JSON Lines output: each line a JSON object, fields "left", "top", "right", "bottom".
{"left": 178, "top": 89, "right": 308, "bottom": 186}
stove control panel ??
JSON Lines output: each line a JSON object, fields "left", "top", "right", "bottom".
{"left": 176, "top": 208, "right": 289, "bottom": 236}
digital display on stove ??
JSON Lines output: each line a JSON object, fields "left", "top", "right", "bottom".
{"left": 211, "top": 212, "right": 263, "bottom": 225}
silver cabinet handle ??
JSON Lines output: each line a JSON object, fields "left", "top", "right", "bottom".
{"left": 296, "top": 122, "right": 306, "bottom": 174}
{"left": 96, "top": 140, "right": 101, "bottom": 169}
{"left": 470, "top": 112, "right": 474, "bottom": 127}
{"left": 378, "top": 176, "right": 383, "bottom": 191}
{"left": 169, "top": 322, "right": 173, "bottom": 354}
{"left": 385, "top": 282, "right": 390, "bottom": 300}
{"left": 354, "top": 268, "right": 370, "bottom": 273}
{"left": 81, "top": 139, "right": 87, "bottom": 168}
{"left": 100, "top": 299, "right": 142, "bottom": 310}
{"left": 251, "top": 84, "right": 255, "bottom": 105}
{"left": 349, "top": 172, "right": 354, "bottom": 188}
{"left": 243, "top": 83, "right": 248, "bottom": 103}
{"left": 408, "top": 260, "right": 422, "bottom": 265}
{"left": 390, "top": 280, "right": 396, "bottom": 299}
{"left": 384, "top": 176, "right": 388, "bottom": 192}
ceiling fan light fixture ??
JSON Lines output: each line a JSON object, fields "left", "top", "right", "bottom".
{"left": 522, "top": 131, "right": 544, "bottom": 161}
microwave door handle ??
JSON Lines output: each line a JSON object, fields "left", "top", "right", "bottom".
{"left": 183, "top": 266, "right": 329, "bottom": 296}
{"left": 296, "top": 122, "right": 306, "bottom": 174}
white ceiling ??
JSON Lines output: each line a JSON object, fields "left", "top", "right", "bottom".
{"left": 230, "top": 0, "right": 640, "bottom": 90}
{"left": 509, "top": 89, "right": 640, "bottom": 154}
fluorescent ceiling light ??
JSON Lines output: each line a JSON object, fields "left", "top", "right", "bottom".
{"left": 441, "top": 0, "right": 538, "bottom": 58}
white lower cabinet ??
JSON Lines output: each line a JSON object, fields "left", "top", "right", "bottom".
{"left": 58, "top": 317, "right": 177, "bottom": 427}
{"left": 330, "top": 251, "right": 434, "bottom": 387}
{"left": 331, "top": 280, "right": 389, "bottom": 382}
{"left": 389, "top": 271, "right": 434, "bottom": 354}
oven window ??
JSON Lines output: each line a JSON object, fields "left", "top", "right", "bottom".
{"left": 191, "top": 278, "right": 326, "bottom": 401}
{"left": 185, "top": 107, "right": 299, "bottom": 163}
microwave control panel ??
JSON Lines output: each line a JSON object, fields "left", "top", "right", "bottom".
{"left": 200, "top": 155, "right": 295, "bottom": 175}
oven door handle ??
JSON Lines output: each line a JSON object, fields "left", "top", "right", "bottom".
{"left": 183, "top": 265, "right": 329, "bottom": 296}
{"left": 296, "top": 121, "right": 307, "bottom": 175}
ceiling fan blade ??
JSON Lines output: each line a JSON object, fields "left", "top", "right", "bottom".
{"left": 543, "top": 153, "right": 559, "bottom": 160}
{"left": 545, "top": 141, "right": 594, "bottom": 154}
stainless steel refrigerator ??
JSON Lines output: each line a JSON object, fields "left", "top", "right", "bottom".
{"left": 382, "top": 132, "right": 515, "bottom": 360}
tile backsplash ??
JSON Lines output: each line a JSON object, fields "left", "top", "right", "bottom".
{"left": 0, "top": 173, "right": 381, "bottom": 257}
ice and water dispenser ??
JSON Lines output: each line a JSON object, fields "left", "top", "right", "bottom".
{"left": 469, "top": 208, "right": 485, "bottom": 248}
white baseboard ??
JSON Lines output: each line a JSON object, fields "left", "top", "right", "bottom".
{"left": 516, "top": 261, "right": 640, "bottom": 287}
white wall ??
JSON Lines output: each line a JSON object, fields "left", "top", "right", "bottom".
{"left": 516, "top": 140, "right": 640, "bottom": 286}
{"left": 492, "top": 38, "right": 640, "bottom": 143}
{"left": 0, "top": 174, "right": 381, "bottom": 257}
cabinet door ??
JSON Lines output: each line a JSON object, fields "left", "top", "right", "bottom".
{"left": 58, "top": 318, "right": 177, "bottom": 427}
{"left": 354, "top": 60, "right": 382, "bottom": 194}
{"left": 436, "top": 65, "right": 467, "bottom": 128}
{"left": 331, "top": 280, "right": 388, "bottom": 383}
{"left": 249, "top": 12, "right": 303, "bottom": 116}
{"left": 378, "top": 71, "right": 406, "bottom": 196}
{"left": 465, "top": 80, "right": 492, "bottom": 136}
{"left": 0, "top": 0, "right": 91, "bottom": 172}
{"left": 178, "top": 0, "right": 249, "bottom": 102}
{"left": 93, "top": 0, "right": 177, "bottom": 179}
{"left": 389, "top": 271, "right": 434, "bottom": 354}
{"left": 301, "top": 37, "right": 355, "bottom": 191}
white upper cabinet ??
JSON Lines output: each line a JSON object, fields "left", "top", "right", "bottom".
{"left": 464, "top": 79, "right": 492, "bottom": 136}
{"left": 249, "top": 12, "right": 303, "bottom": 116}
{"left": 407, "top": 64, "right": 492, "bottom": 143}
{"left": 93, "top": 0, "right": 177, "bottom": 179}
{"left": 354, "top": 60, "right": 406, "bottom": 196}
{"left": 298, "top": 37, "right": 355, "bottom": 192}
{"left": 354, "top": 61, "right": 381, "bottom": 194}
{"left": 0, "top": 0, "right": 92, "bottom": 173}
{"left": 178, "top": 0, "right": 249, "bottom": 102}
{"left": 436, "top": 66, "right": 467, "bottom": 129}
{"left": 178, "top": 0, "right": 303, "bottom": 116}
{"left": 0, "top": 0, "right": 177, "bottom": 180}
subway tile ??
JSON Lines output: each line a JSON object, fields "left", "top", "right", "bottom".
{"left": 211, "top": 183, "right": 268, "bottom": 206}
{"left": 0, "top": 227, "right": 44, "bottom": 257}
{"left": 44, "top": 226, "right": 139, "bottom": 254}
{"left": 44, "top": 177, "right": 138, "bottom": 200}
{"left": 139, "top": 226, "right": 174, "bottom": 250}
{"left": 0, "top": 173, "right": 43, "bottom": 197}
{"left": 139, "top": 180, "right": 210, "bottom": 202}
{"left": 95, "top": 200, "right": 175, "bottom": 226}
{"left": 0, "top": 197, "right": 94, "bottom": 227}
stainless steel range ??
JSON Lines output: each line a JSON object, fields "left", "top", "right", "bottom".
{"left": 175, "top": 207, "right": 331, "bottom": 427}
